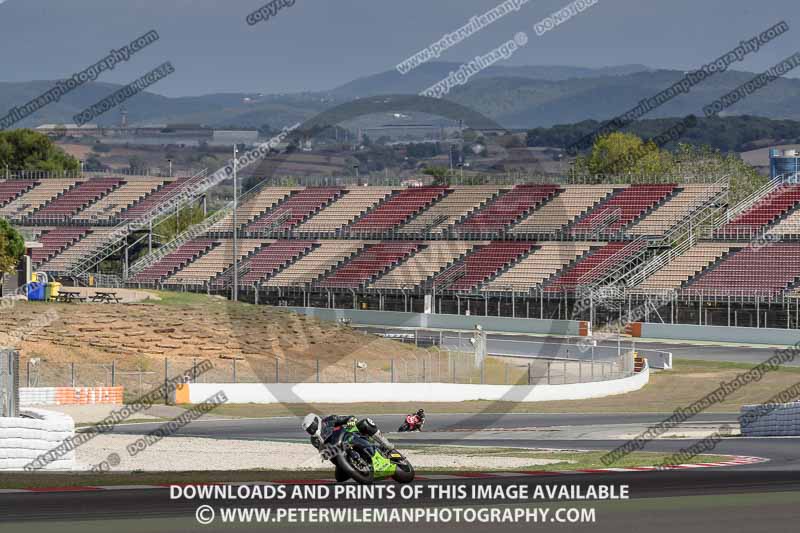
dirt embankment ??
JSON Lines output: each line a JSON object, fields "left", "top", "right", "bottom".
{"left": 0, "top": 298, "right": 432, "bottom": 386}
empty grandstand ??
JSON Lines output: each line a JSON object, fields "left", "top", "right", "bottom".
{"left": 453, "top": 184, "right": 559, "bottom": 237}
{"left": 9, "top": 171, "right": 800, "bottom": 330}
{"left": 510, "top": 185, "right": 616, "bottom": 237}
{"left": 238, "top": 241, "right": 317, "bottom": 285}
{"left": 315, "top": 242, "right": 421, "bottom": 289}
{"left": 568, "top": 184, "right": 677, "bottom": 237}
{"left": 346, "top": 186, "right": 448, "bottom": 236}
{"left": 297, "top": 188, "right": 393, "bottom": 236}
{"left": 716, "top": 184, "right": 800, "bottom": 239}
{"left": 246, "top": 188, "right": 342, "bottom": 235}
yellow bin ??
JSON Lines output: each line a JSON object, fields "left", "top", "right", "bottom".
{"left": 47, "top": 281, "right": 62, "bottom": 301}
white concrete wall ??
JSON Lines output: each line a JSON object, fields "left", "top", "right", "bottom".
{"left": 0, "top": 408, "right": 75, "bottom": 471}
{"left": 638, "top": 322, "right": 800, "bottom": 345}
{"left": 185, "top": 362, "right": 649, "bottom": 404}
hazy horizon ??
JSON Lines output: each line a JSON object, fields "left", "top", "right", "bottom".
{"left": 0, "top": 0, "right": 798, "bottom": 97}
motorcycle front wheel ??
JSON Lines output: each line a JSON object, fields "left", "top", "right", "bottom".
{"left": 392, "top": 457, "right": 415, "bottom": 483}
{"left": 335, "top": 449, "right": 375, "bottom": 485}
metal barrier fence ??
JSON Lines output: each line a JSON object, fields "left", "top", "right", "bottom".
{"left": 0, "top": 348, "right": 20, "bottom": 417}
{"left": 19, "top": 350, "right": 633, "bottom": 392}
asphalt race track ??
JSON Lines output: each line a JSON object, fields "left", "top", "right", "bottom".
{"left": 2, "top": 342, "right": 798, "bottom": 532}
{"left": 1, "top": 412, "right": 799, "bottom": 533}
{"left": 1, "top": 470, "right": 799, "bottom": 533}
{"left": 103, "top": 413, "right": 800, "bottom": 473}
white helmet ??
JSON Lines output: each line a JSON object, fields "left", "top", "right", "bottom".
{"left": 302, "top": 413, "right": 322, "bottom": 438}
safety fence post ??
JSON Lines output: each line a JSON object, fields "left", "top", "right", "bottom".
{"left": 163, "top": 358, "right": 170, "bottom": 405}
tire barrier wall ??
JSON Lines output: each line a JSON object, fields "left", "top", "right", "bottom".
{"left": 174, "top": 361, "right": 649, "bottom": 404}
{"left": 20, "top": 386, "right": 124, "bottom": 406}
{"left": 0, "top": 408, "right": 74, "bottom": 471}
{"left": 740, "top": 401, "right": 800, "bottom": 436}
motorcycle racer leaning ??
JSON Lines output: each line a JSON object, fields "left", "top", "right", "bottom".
{"left": 302, "top": 413, "right": 395, "bottom": 463}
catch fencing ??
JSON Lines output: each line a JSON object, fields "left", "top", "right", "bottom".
{"left": 0, "top": 348, "right": 20, "bottom": 417}
{"left": 19, "top": 350, "right": 633, "bottom": 391}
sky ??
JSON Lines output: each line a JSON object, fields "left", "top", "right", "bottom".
{"left": 0, "top": 0, "right": 798, "bottom": 96}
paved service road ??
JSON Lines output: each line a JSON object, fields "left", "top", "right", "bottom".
{"left": 362, "top": 327, "right": 797, "bottom": 366}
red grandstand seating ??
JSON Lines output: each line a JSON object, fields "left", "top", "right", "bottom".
{"left": 454, "top": 184, "right": 559, "bottom": 234}
{"left": 247, "top": 188, "right": 341, "bottom": 233}
{"left": 30, "top": 227, "right": 89, "bottom": 265}
{"left": 438, "top": 241, "right": 536, "bottom": 292}
{"left": 118, "top": 175, "right": 202, "bottom": 220}
{"left": 0, "top": 180, "right": 38, "bottom": 207}
{"left": 129, "top": 239, "right": 216, "bottom": 283}
{"left": 239, "top": 241, "right": 316, "bottom": 285}
{"left": 347, "top": 186, "right": 448, "bottom": 233}
{"left": 315, "top": 242, "right": 420, "bottom": 289}
{"left": 683, "top": 243, "right": 800, "bottom": 296}
{"left": 569, "top": 184, "right": 676, "bottom": 235}
{"left": 27, "top": 178, "right": 123, "bottom": 222}
{"left": 544, "top": 241, "right": 646, "bottom": 293}
{"left": 716, "top": 184, "right": 800, "bottom": 237}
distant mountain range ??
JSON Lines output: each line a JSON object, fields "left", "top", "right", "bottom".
{"left": 2, "top": 63, "right": 799, "bottom": 131}
{"left": 328, "top": 63, "right": 654, "bottom": 99}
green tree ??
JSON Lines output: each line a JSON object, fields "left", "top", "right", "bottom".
{"left": 0, "top": 219, "right": 25, "bottom": 277}
{"left": 83, "top": 155, "right": 108, "bottom": 172}
{"left": 422, "top": 166, "right": 450, "bottom": 186}
{"left": 128, "top": 155, "right": 147, "bottom": 173}
{"left": 0, "top": 129, "right": 79, "bottom": 173}
{"left": 578, "top": 132, "right": 672, "bottom": 177}
{"left": 153, "top": 204, "right": 207, "bottom": 243}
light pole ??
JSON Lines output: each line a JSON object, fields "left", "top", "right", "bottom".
{"left": 232, "top": 145, "right": 239, "bottom": 302}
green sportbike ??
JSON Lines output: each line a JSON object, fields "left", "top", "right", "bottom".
{"left": 321, "top": 418, "right": 415, "bottom": 485}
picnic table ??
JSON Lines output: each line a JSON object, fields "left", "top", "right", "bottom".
{"left": 91, "top": 291, "right": 122, "bottom": 304}
{"left": 55, "top": 290, "right": 85, "bottom": 303}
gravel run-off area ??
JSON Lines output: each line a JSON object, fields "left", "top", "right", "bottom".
{"left": 76, "top": 435, "right": 565, "bottom": 472}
